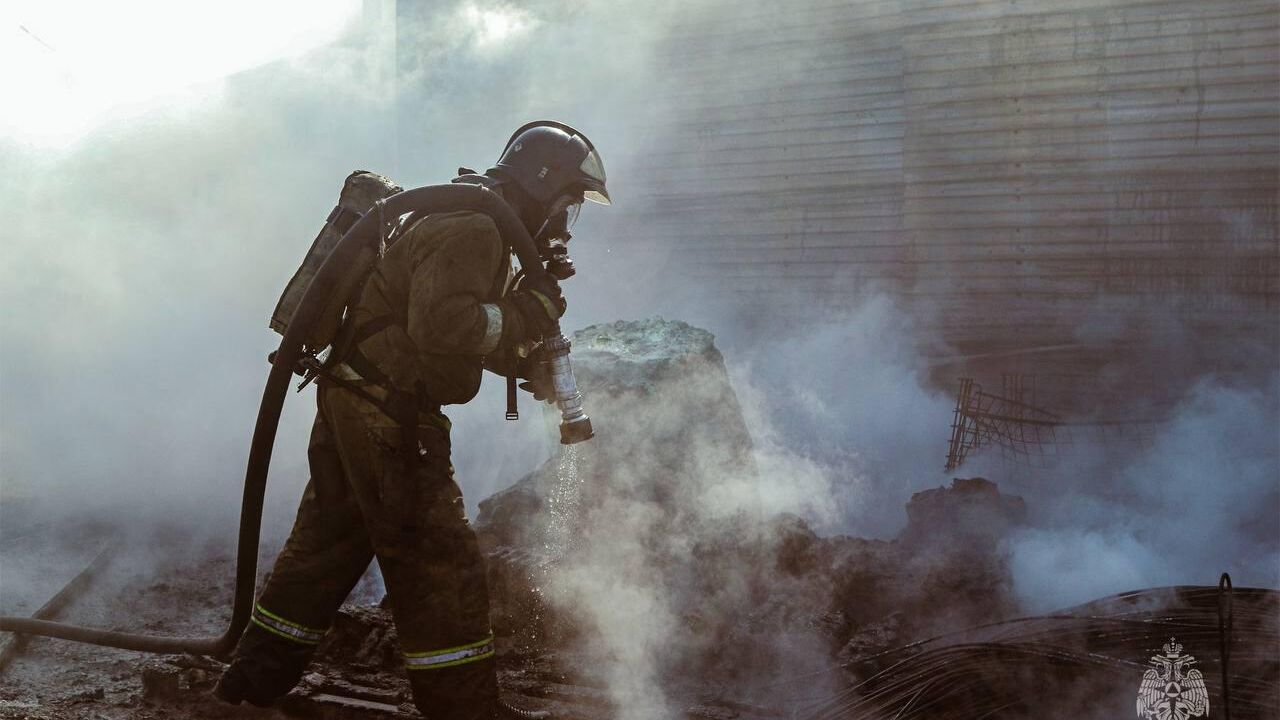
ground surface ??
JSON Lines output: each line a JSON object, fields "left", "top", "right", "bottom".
{"left": 0, "top": 529, "right": 807, "bottom": 719}
{"left": 3, "top": 487, "right": 1275, "bottom": 720}
{"left": 0, "top": 477, "right": 1025, "bottom": 720}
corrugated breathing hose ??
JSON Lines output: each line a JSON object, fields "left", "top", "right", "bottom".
{"left": 0, "top": 184, "right": 547, "bottom": 657}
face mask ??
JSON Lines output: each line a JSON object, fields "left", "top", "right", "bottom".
{"left": 536, "top": 196, "right": 583, "bottom": 279}
{"left": 537, "top": 196, "right": 581, "bottom": 240}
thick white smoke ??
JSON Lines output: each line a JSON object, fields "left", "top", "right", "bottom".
{"left": 1, "top": 2, "right": 1275, "bottom": 715}
{"left": 0, "top": 0, "right": 683, "bottom": 529}
{"left": 1001, "top": 373, "right": 1280, "bottom": 612}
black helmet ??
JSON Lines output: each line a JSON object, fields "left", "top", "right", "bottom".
{"left": 492, "top": 121, "right": 610, "bottom": 207}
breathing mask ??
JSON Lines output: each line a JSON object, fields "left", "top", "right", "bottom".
{"left": 536, "top": 194, "right": 582, "bottom": 280}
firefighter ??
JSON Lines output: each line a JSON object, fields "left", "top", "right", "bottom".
{"left": 215, "top": 122, "right": 609, "bottom": 719}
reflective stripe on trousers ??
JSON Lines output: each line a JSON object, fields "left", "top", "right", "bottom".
{"left": 250, "top": 603, "right": 327, "bottom": 645}
{"left": 403, "top": 635, "right": 495, "bottom": 670}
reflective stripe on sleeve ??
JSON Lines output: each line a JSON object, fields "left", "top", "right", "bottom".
{"left": 250, "top": 603, "right": 326, "bottom": 645}
{"left": 403, "top": 635, "right": 495, "bottom": 670}
{"left": 478, "top": 304, "right": 503, "bottom": 354}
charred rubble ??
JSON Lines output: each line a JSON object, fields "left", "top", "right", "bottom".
{"left": 2, "top": 320, "right": 1273, "bottom": 719}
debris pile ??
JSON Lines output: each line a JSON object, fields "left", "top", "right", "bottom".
{"left": 811, "top": 585, "right": 1280, "bottom": 719}
{"left": 294, "top": 476, "right": 1027, "bottom": 717}
{"left": 3, "top": 319, "right": 1265, "bottom": 719}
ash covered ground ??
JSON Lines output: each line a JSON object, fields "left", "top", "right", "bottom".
{"left": 1, "top": 320, "right": 1275, "bottom": 719}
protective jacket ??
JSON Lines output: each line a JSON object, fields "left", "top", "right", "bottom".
{"left": 336, "top": 209, "right": 535, "bottom": 403}
{"left": 219, "top": 210, "right": 532, "bottom": 719}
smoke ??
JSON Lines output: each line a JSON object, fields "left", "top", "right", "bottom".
{"left": 724, "top": 295, "right": 958, "bottom": 537}
{"left": 0, "top": 0, "right": 681, "bottom": 530}
{"left": 1, "top": 1, "right": 1276, "bottom": 716}
{"left": 517, "top": 320, "right": 856, "bottom": 716}
{"left": 1000, "top": 372, "right": 1280, "bottom": 612}
{"left": 0, "top": 0, "right": 688, "bottom": 623}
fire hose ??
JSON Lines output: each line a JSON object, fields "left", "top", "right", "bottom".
{"left": 0, "top": 183, "right": 586, "bottom": 655}
{"left": 0, "top": 540, "right": 119, "bottom": 672}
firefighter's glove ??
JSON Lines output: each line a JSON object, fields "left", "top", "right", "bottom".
{"left": 510, "top": 277, "right": 564, "bottom": 339}
{"left": 524, "top": 272, "right": 567, "bottom": 315}
{"left": 518, "top": 358, "right": 556, "bottom": 404}
{"left": 511, "top": 270, "right": 567, "bottom": 314}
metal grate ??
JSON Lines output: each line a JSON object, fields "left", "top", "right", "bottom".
{"left": 945, "top": 376, "right": 1068, "bottom": 471}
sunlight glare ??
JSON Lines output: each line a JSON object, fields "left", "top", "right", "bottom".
{"left": 1, "top": 0, "right": 362, "bottom": 147}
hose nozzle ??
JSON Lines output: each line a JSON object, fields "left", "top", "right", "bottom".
{"left": 542, "top": 333, "right": 593, "bottom": 444}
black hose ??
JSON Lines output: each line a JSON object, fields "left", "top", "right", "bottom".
{"left": 0, "top": 184, "right": 543, "bottom": 656}
{"left": 1219, "top": 571, "right": 1233, "bottom": 720}
{"left": 0, "top": 540, "right": 119, "bottom": 672}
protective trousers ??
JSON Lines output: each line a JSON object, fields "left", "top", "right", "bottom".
{"left": 222, "top": 381, "right": 498, "bottom": 719}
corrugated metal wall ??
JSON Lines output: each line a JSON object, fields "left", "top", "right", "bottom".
{"left": 634, "top": 0, "right": 1278, "bottom": 355}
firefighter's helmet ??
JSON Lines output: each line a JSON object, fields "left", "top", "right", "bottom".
{"left": 493, "top": 121, "right": 610, "bottom": 207}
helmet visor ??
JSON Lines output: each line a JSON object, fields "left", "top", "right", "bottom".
{"left": 546, "top": 194, "right": 583, "bottom": 229}
{"left": 578, "top": 148, "right": 610, "bottom": 205}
